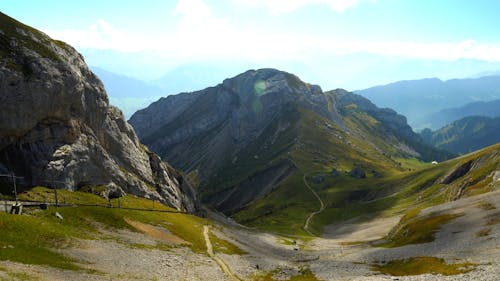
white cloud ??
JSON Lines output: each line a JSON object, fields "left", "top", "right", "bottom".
{"left": 43, "top": 1, "right": 500, "bottom": 64}
{"left": 45, "top": 19, "right": 144, "bottom": 52}
{"left": 233, "top": 0, "right": 366, "bottom": 14}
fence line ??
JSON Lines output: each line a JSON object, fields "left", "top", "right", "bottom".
{"left": 1, "top": 199, "right": 187, "bottom": 214}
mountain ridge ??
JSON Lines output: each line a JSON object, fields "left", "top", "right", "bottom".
{"left": 419, "top": 99, "right": 500, "bottom": 130}
{"left": 355, "top": 75, "right": 500, "bottom": 130}
{"left": 129, "top": 68, "right": 450, "bottom": 226}
{"left": 420, "top": 115, "right": 500, "bottom": 154}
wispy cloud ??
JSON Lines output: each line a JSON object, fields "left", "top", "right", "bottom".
{"left": 44, "top": 0, "right": 500, "bottom": 63}
{"left": 233, "top": 0, "right": 367, "bottom": 14}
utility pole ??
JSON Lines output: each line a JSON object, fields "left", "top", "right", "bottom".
{"left": 0, "top": 173, "right": 23, "bottom": 204}
{"left": 12, "top": 173, "right": 18, "bottom": 203}
{"left": 46, "top": 179, "right": 67, "bottom": 207}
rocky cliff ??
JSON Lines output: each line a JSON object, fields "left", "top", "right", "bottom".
{"left": 0, "top": 12, "right": 197, "bottom": 213}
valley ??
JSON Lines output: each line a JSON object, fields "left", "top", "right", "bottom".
{"left": 2, "top": 151, "right": 500, "bottom": 281}
{"left": 1, "top": 9, "right": 500, "bottom": 281}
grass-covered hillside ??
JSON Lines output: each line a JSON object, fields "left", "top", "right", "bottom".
{"left": 234, "top": 133, "right": 499, "bottom": 237}
{"left": 130, "top": 69, "right": 454, "bottom": 237}
{"left": 0, "top": 188, "right": 211, "bottom": 270}
{"left": 420, "top": 116, "right": 500, "bottom": 154}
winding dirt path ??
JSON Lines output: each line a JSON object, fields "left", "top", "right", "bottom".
{"left": 203, "top": 225, "right": 242, "bottom": 281}
{"left": 302, "top": 174, "right": 326, "bottom": 236}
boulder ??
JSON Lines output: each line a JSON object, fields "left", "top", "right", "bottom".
{"left": 312, "top": 174, "right": 325, "bottom": 184}
{"left": 350, "top": 167, "right": 366, "bottom": 179}
{"left": 330, "top": 168, "right": 340, "bottom": 177}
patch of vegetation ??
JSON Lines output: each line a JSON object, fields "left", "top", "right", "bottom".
{"left": 2, "top": 271, "right": 38, "bottom": 281}
{"left": 252, "top": 267, "right": 321, "bottom": 281}
{"left": 476, "top": 201, "right": 496, "bottom": 210}
{"left": 0, "top": 187, "right": 215, "bottom": 271}
{"left": 372, "top": 256, "right": 476, "bottom": 276}
{"left": 18, "top": 186, "right": 108, "bottom": 205}
{"left": 289, "top": 268, "right": 321, "bottom": 281}
{"left": 476, "top": 228, "right": 491, "bottom": 237}
{"left": 0, "top": 211, "right": 86, "bottom": 270}
{"left": 209, "top": 232, "right": 247, "bottom": 255}
{"left": 381, "top": 212, "right": 463, "bottom": 247}
{"left": 485, "top": 212, "right": 500, "bottom": 226}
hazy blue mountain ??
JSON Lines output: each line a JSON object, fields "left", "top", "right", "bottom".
{"left": 80, "top": 47, "right": 500, "bottom": 91}
{"left": 91, "top": 67, "right": 164, "bottom": 119}
{"left": 420, "top": 99, "right": 500, "bottom": 130}
{"left": 355, "top": 76, "right": 500, "bottom": 130}
{"left": 420, "top": 116, "right": 500, "bottom": 154}
{"left": 150, "top": 63, "right": 249, "bottom": 95}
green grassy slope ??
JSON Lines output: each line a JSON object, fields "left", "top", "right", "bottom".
{"left": 420, "top": 116, "right": 500, "bottom": 154}
{"left": 231, "top": 104, "right": 500, "bottom": 236}
{"left": 230, "top": 103, "right": 433, "bottom": 236}
{"left": 0, "top": 187, "right": 242, "bottom": 270}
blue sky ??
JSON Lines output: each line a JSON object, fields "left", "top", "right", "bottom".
{"left": 3, "top": 0, "right": 500, "bottom": 90}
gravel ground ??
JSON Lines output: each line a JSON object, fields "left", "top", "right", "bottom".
{"left": 1, "top": 191, "right": 499, "bottom": 280}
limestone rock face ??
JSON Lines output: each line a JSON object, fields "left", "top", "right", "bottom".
{"left": 0, "top": 12, "right": 197, "bottom": 213}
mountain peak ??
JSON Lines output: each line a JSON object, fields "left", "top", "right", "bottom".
{"left": 222, "top": 68, "right": 323, "bottom": 97}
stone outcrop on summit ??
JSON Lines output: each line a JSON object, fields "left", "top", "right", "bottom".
{"left": 0, "top": 12, "right": 197, "bottom": 212}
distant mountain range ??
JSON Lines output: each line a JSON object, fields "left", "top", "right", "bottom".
{"left": 355, "top": 76, "right": 500, "bottom": 130}
{"left": 420, "top": 116, "right": 500, "bottom": 154}
{"left": 419, "top": 99, "right": 500, "bottom": 130}
{"left": 91, "top": 67, "right": 164, "bottom": 119}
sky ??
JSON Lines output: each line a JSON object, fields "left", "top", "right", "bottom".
{"left": 3, "top": 0, "right": 500, "bottom": 90}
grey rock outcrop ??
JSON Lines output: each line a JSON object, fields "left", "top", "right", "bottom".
{"left": 330, "top": 168, "right": 340, "bottom": 177}
{"left": 0, "top": 12, "right": 197, "bottom": 213}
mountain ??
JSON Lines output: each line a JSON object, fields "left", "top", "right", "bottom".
{"left": 0, "top": 12, "right": 197, "bottom": 212}
{"left": 418, "top": 99, "right": 500, "bottom": 130}
{"left": 129, "top": 68, "right": 450, "bottom": 230}
{"left": 90, "top": 67, "right": 164, "bottom": 119}
{"left": 151, "top": 63, "right": 252, "bottom": 95}
{"left": 355, "top": 76, "right": 500, "bottom": 130}
{"left": 420, "top": 116, "right": 500, "bottom": 154}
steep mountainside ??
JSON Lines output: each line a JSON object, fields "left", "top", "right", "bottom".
{"left": 130, "top": 68, "right": 449, "bottom": 230}
{"left": 355, "top": 76, "right": 500, "bottom": 130}
{"left": 420, "top": 116, "right": 500, "bottom": 154}
{"left": 0, "top": 12, "right": 197, "bottom": 212}
{"left": 418, "top": 99, "right": 500, "bottom": 130}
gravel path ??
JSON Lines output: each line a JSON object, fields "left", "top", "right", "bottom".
{"left": 303, "top": 174, "right": 326, "bottom": 236}
{"left": 203, "top": 225, "right": 242, "bottom": 281}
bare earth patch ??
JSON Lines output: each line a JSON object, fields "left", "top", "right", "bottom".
{"left": 124, "top": 218, "right": 189, "bottom": 245}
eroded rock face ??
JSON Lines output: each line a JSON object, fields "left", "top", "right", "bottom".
{"left": 0, "top": 12, "right": 197, "bottom": 213}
